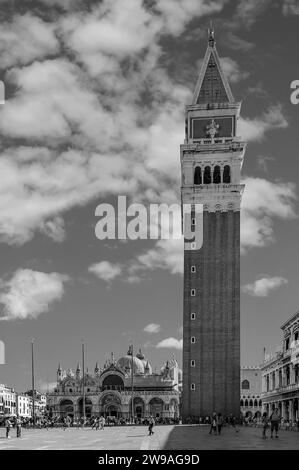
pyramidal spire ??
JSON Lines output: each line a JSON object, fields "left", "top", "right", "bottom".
{"left": 192, "top": 26, "right": 234, "bottom": 105}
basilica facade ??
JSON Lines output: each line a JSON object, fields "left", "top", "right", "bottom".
{"left": 47, "top": 348, "right": 181, "bottom": 420}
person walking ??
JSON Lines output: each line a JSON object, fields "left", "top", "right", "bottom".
{"left": 261, "top": 412, "right": 269, "bottom": 439}
{"left": 217, "top": 413, "right": 223, "bottom": 435}
{"left": 5, "top": 418, "right": 12, "bottom": 439}
{"left": 148, "top": 416, "right": 155, "bottom": 436}
{"left": 270, "top": 407, "right": 280, "bottom": 439}
{"left": 16, "top": 417, "right": 22, "bottom": 438}
{"left": 100, "top": 416, "right": 105, "bottom": 430}
{"left": 209, "top": 412, "right": 218, "bottom": 435}
{"left": 62, "top": 417, "right": 67, "bottom": 431}
{"left": 229, "top": 413, "right": 239, "bottom": 433}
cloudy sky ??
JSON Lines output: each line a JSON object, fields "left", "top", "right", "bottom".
{"left": 0, "top": 0, "right": 299, "bottom": 392}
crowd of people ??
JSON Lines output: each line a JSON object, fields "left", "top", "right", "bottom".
{"left": 1, "top": 410, "right": 298, "bottom": 440}
{"left": 185, "top": 410, "right": 299, "bottom": 438}
{"left": 0, "top": 414, "right": 180, "bottom": 436}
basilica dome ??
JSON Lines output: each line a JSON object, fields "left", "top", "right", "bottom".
{"left": 117, "top": 354, "right": 145, "bottom": 375}
{"left": 136, "top": 349, "right": 152, "bottom": 374}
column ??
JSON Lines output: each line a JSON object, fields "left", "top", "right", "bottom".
{"left": 289, "top": 400, "right": 294, "bottom": 421}
{"left": 278, "top": 368, "right": 282, "bottom": 388}
{"left": 281, "top": 401, "right": 287, "bottom": 420}
{"left": 275, "top": 370, "right": 279, "bottom": 389}
{"left": 282, "top": 367, "right": 286, "bottom": 387}
{"left": 220, "top": 166, "right": 224, "bottom": 184}
{"left": 290, "top": 364, "right": 296, "bottom": 385}
{"left": 231, "top": 159, "right": 240, "bottom": 184}
{"left": 264, "top": 403, "right": 268, "bottom": 414}
{"left": 184, "top": 161, "right": 194, "bottom": 186}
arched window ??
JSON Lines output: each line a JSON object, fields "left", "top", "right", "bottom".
{"left": 259, "top": 400, "right": 262, "bottom": 407}
{"left": 204, "top": 166, "right": 211, "bottom": 184}
{"left": 223, "top": 165, "right": 231, "bottom": 183}
{"left": 254, "top": 400, "right": 258, "bottom": 407}
{"left": 194, "top": 167, "right": 202, "bottom": 185}
{"left": 240, "top": 400, "right": 244, "bottom": 407}
{"left": 244, "top": 399, "right": 248, "bottom": 407}
{"left": 242, "top": 379, "right": 250, "bottom": 390}
{"left": 213, "top": 165, "right": 221, "bottom": 184}
{"left": 102, "top": 375, "right": 124, "bottom": 391}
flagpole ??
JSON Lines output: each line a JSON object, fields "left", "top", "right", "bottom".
{"left": 82, "top": 341, "right": 86, "bottom": 427}
{"left": 31, "top": 339, "right": 35, "bottom": 427}
{"left": 131, "top": 343, "right": 134, "bottom": 424}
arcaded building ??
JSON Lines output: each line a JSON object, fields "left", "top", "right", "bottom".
{"left": 261, "top": 311, "right": 299, "bottom": 421}
{"left": 181, "top": 28, "right": 246, "bottom": 421}
{"left": 240, "top": 367, "right": 262, "bottom": 419}
{"left": 47, "top": 349, "right": 181, "bottom": 420}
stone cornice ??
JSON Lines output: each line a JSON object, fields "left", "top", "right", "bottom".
{"left": 181, "top": 184, "right": 244, "bottom": 212}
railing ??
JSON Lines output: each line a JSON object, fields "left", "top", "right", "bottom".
{"left": 121, "top": 390, "right": 179, "bottom": 396}
{"left": 192, "top": 138, "right": 234, "bottom": 145}
{"left": 182, "top": 137, "right": 244, "bottom": 147}
{"left": 48, "top": 390, "right": 179, "bottom": 397}
{"left": 185, "top": 184, "right": 242, "bottom": 192}
{"left": 262, "top": 382, "right": 299, "bottom": 397}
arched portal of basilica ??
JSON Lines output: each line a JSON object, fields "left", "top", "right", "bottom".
{"left": 100, "top": 393, "right": 122, "bottom": 418}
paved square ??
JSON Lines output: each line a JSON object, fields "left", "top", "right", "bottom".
{"left": 0, "top": 425, "right": 298, "bottom": 450}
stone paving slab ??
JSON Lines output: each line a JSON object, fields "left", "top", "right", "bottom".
{"left": 0, "top": 425, "right": 298, "bottom": 450}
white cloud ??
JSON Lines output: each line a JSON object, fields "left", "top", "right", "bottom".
{"left": 241, "top": 177, "right": 297, "bottom": 250}
{"left": 40, "top": 216, "right": 66, "bottom": 243}
{"left": 144, "top": 323, "right": 161, "bottom": 334}
{"left": 0, "top": 146, "right": 135, "bottom": 245}
{"left": 242, "top": 276, "right": 288, "bottom": 297}
{"left": 37, "top": 0, "right": 80, "bottom": 8}
{"left": 0, "top": 3, "right": 291, "bottom": 252}
{"left": 238, "top": 105, "right": 288, "bottom": 142}
{"left": 257, "top": 155, "right": 275, "bottom": 173}
{"left": 235, "top": 0, "right": 271, "bottom": 28}
{"left": 0, "top": 14, "right": 59, "bottom": 68}
{"left": 282, "top": 0, "right": 299, "bottom": 15}
{"left": 220, "top": 57, "right": 249, "bottom": 83}
{"left": 38, "top": 380, "right": 57, "bottom": 393}
{"left": 156, "top": 337, "right": 183, "bottom": 350}
{"left": 0, "top": 269, "right": 69, "bottom": 321}
{"left": 88, "top": 261, "right": 122, "bottom": 283}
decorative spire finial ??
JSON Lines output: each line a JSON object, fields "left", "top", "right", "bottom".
{"left": 208, "top": 21, "right": 215, "bottom": 47}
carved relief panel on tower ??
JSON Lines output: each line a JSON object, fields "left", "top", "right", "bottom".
{"left": 191, "top": 116, "right": 235, "bottom": 139}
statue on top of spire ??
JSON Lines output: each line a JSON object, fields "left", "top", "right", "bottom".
{"left": 208, "top": 21, "right": 215, "bottom": 47}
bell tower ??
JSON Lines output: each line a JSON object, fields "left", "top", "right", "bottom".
{"left": 181, "top": 28, "right": 246, "bottom": 421}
